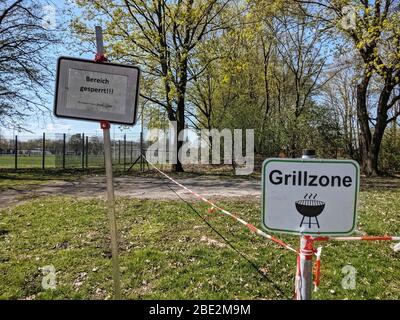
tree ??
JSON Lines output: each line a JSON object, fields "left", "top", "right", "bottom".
{"left": 70, "top": 0, "right": 230, "bottom": 172}
{"left": 295, "top": 0, "right": 400, "bottom": 175}
{"left": 322, "top": 62, "right": 359, "bottom": 159}
{"left": 68, "top": 133, "right": 82, "bottom": 155}
{"left": 89, "top": 136, "right": 103, "bottom": 156}
{"left": 272, "top": 13, "right": 328, "bottom": 157}
{"left": 185, "top": 32, "right": 239, "bottom": 151}
{"left": 0, "top": 0, "right": 57, "bottom": 129}
{"left": 186, "top": 3, "right": 333, "bottom": 158}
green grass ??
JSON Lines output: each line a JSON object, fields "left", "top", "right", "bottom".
{"left": 0, "top": 154, "right": 261, "bottom": 180}
{"left": 0, "top": 163, "right": 145, "bottom": 190}
{"left": 0, "top": 170, "right": 90, "bottom": 190}
{"left": 0, "top": 155, "right": 108, "bottom": 169}
{"left": 0, "top": 189, "right": 399, "bottom": 300}
{"left": 0, "top": 155, "right": 51, "bottom": 169}
{"left": 0, "top": 154, "right": 135, "bottom": 169}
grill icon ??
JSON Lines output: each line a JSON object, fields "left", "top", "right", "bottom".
{"left": 295, "top": 194, "right": 325, "bottom": 228}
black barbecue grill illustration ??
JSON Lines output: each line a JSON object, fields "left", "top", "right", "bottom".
{"left": 295, "top": 194, "right": 325, "bottom": 228}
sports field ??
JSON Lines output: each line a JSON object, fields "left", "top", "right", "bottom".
{"left": 0, "top": 155, "right": 108, "bottom": 169}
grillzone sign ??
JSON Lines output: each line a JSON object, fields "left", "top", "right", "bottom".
{"left": 262, "top": 158, "right": 360, "bottom": 235}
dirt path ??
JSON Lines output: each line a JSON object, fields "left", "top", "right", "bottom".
{"left": 0, "top": 175, "right": 262, "bottom": 209}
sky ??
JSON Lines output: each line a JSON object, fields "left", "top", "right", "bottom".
{"left": 0, "top": 0, "right": 142, "bottom": 140}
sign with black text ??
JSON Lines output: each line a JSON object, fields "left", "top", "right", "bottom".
{"left": 262, "top": 158, "right": 360, "bottom": 235}
{"left": 54, "top": 57, "right": 140, "bottom": 125}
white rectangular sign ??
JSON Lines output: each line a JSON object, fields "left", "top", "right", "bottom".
{"left": 262, "top": 158, "right": 360, "bottom": 236}
{"left": 54, "top": 57, "right": 140, "bottom": 125}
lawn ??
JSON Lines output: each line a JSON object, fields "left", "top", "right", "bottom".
{"left": 0, "top": 170, "right": 92, "bottom": 190}
{"left": 0, "top": 188, "right": 399, "bottom": 300}
{"left": 0, "top": 155, "right": 52, "bottom": 169}
{"left": 0, "top": 153, "right": 142, "bottom": 170}
{"left": 0, "top": 163, "right": 145, "bottom": 190}
{"left": 0, "top": 155, "right": 108, "bottom": 169}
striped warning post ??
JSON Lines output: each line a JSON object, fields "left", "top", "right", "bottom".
{"left": 313, "top": 246, "right": 322, "bottom": 292}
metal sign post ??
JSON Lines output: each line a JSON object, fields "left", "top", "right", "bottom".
{"left": 297, "top": 150, "right": 315, "bottom": 300}
{"left": 101, "top": 120, "right": 121, "bottom": 300}
{"left": 96, "top": 26, "right": 121, "bottom": 300}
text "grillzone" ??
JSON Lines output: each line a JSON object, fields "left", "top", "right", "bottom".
{"left": 269, "top": 170, "right": 353, "bottom": 187}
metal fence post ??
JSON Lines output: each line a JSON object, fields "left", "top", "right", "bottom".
{"left": 140, "top": 131, "right": 144, "bottom": 172}
{"left": 118, "top": 139, "right": 121, "bottom": 165}
{"left": 14, "top": 135, "right": 17, "bottom": 170}
{"left": 63, "top": 133, "right": 66, "bottom": 169}
{"left": 130, "top": 140, "right": 133, "bottom": 163}
{"left": 123, "top": 134, "right": 126, "bottom": 171}
{"left": 82, "top": 133, "right": 85, "bottom": 169}
{"left": 42, "top": 132, "right": 46, "bottom": 170}
{"left": 86, "top": 136, "right": 89, "bottom": 168}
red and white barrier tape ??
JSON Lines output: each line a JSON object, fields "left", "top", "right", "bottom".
{"left": 313, "top": 236, "right": 400, "bottom": 242}
{"left": 144, "top": 156, "right": 298, "bottom": 254}
{"left": 95, "top": 53, "right": 107, "bottom": 62}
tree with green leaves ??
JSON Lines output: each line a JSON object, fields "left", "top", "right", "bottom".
{"left": 188, "top": 4, "right": 331, "bottom": 158}
{"left": 295, "top": 0, "right": 400, "bottom": 175}
{"left": 70, "top": 0, "right": 231, "bottom": 172}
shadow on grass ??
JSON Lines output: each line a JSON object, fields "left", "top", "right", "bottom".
{"left": 0, "top": 168, "right": 105, "bottom": 182}
{"left": 360, "top": 174, "right": 400, "bottom": 191}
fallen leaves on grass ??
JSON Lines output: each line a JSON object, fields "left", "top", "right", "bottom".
{"left": 73, "top": 272, "right": 87, "bottom": 291}
{"left": 200, "top": 236, "right": 227, "bottom": 248}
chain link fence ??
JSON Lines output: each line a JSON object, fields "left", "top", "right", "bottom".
{"left": 0, "top": 132, "right": 146, "bottom": 170}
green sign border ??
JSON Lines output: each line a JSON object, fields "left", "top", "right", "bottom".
{"left": 261, "top": 158, "right": 360, "bottom": 236}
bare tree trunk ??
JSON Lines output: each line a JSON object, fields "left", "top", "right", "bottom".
{"left": 171, "top": 54, "right": 188, "bottom": 173}
{"left": 369, "top": 83, "right": 393, "bottom": 174}
{"left": 348, "top": 112, "right": 354, "bottom": 159}
{"left": 172, "top": 98, "right": 185, "bottom": 172}
{"left": 357, "top": 74, "right": 394, "bottom": 175}
{"left": 356, "top": 76, "right": 373, "bottom": 174}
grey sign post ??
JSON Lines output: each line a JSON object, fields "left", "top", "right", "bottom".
{"left": 298, "top": 150, "right": 315, "bottom": 300}
{"left": 54, "top": 25, "right": 140, "bottom": 299}
{"left": 95, "top": 26, "right": 121, "bottom": 300}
